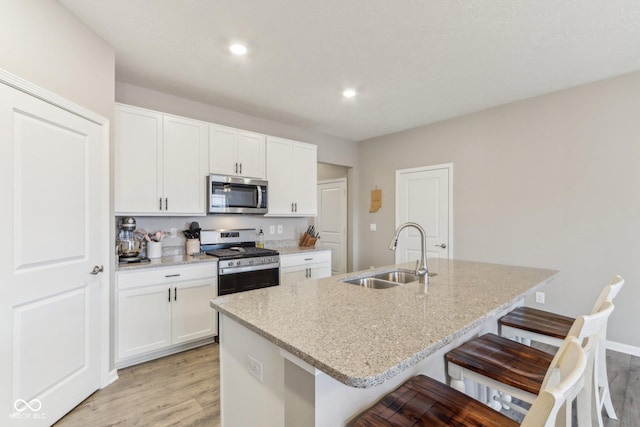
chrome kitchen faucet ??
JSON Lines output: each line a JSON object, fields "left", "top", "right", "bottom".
{"left": 388, "top": 222, "right": 429, "bottom": 285}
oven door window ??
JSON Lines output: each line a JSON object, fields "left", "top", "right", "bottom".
{"left": 218, "top": 268, "right": 279, "bottom": 295}
{"left": 210, "top": 182, "right": 259, "bottom": 209}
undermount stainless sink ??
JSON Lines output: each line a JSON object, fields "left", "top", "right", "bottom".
{"left": 372, "top": 270, "right": 418, "bottom": 284}
{"left": 341, "top": 277, "right": 400, "bottom": 289}
{"left": 341, "top": 269, "right": 438, "bottom": 289}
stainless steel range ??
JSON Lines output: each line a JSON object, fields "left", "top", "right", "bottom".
{"left": 200, "top": 229, "right": 279, "bottom": 295}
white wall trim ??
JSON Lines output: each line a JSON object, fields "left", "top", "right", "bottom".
{"left": 104, "top": 370, "right": 119, "bottom": 388}
{"left": 607, "top": 340, "right": 640, "bottom": 358}
{"left": 0, "top": 69, "right": 107, "bottom": 125}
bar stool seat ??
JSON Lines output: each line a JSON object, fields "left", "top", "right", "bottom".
{"left": 352, "top": 375, "right": 519, "bottom": 427}
{"left": 501, "top": 306, "right": 574, "bottom": 342}
{"left": 446, "top": 333, "right": 553, "bottom": 396}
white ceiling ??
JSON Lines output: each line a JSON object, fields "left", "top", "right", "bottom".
{"left": 59, "top": 0, "right": 640, "bottom": 142}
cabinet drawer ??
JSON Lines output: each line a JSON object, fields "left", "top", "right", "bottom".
{"left": 280, "top": 250, "right": 331, "bottom": 268}
{"left": 117, "top": 263, "right": 217, "bottom": 290}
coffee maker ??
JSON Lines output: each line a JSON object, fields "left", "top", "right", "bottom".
{"left": 116, "top": 217, "right": 148, "bottom": 264}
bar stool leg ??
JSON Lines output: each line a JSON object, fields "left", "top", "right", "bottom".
{"left": 597, "top": 341, "right": 617, "bottom": 419}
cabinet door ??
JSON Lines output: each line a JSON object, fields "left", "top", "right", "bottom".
{"left": 117, "top": 284, "right": 172, "bottom": 360}
{"left": 209, "top": 125, "right": 238, "bottom": 176}
{"left": 292, "top": 142, "right": 317, "bottom": 215}
{"left": 172, "top": 278, "right": 217, "bottom": 344}
{"left": 115, "top": 105, "right": 162, "bottom": 214}
{"left": 163, "top": 115, "right": 208, "bottom": 214}
{"left": 237, "top": 131, "right": 265, "bottom": 179}
{"left": 266, "top": 137, "right": 294, "bottom": 215}
{"left": 310, "top": 263, "right": 332, "bottom": 280}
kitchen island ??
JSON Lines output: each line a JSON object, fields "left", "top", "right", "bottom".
{"left": 210, "top": 259, "right": 557, "bottom": 426}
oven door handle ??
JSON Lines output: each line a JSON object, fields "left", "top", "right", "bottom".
{"left": 219, "top": 262, "right": 280, "bottom": 275}
{"left": 256, "top": 185, "right": 262, "bottom": 208}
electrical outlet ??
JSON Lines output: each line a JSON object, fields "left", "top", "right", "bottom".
{"left": 277, "top": 225, "right": 283, "bottom": 234}
{"left": 369, "top": 224, "right": 377, "bottom": 232}
{"left": 535, "top": 292, "right": 545, "bottom": 304}
{"left": 247, "top": 355, "right": 263, "bottom": 382}
{"left": 269, "top": 225, "right": 275, "bottom": 234}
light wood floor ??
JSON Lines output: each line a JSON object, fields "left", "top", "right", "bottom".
{"left": 55, "top": 344, "right": 638, "bottom": 426}
{"left": 55, "top": 344, "right": 220, "bottom": 427}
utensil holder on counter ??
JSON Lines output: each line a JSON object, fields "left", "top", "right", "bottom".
{"left": 185, "top": 239, "right": 200, "bottom": 256}
{"left": 299, "top": 233, "right": 318, "bottom": 247}
{"left": 147, "top": 241, "right": 162, "bottom": 259}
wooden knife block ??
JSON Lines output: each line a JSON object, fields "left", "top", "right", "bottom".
{"left": 299, "top": 233, "right": 317, "bottom": 247}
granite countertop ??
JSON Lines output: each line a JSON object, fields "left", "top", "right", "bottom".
{"left": 116, "top": 245, "right": 325, "bottom": 271}
{"left": 116, "top": 254, "right": 218, "bottom": 271}
{"left": 274, "top": 246, "right": 331, "bottom": 256}
{"left": 210, "top": 259, "right": 558, "bottom": 388}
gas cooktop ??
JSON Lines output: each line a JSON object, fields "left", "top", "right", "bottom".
{"left": 206, "top": 246, "right": 278, "bottom": 260}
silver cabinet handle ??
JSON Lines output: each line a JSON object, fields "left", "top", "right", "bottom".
{"left": 159, "top": 197, "right": 162, "bottom": 210}
{"left": 239, "top": 163, "right": 242, "bottom": 174}
{"left": 174, "top": 287, "right": 177, "bottom": 301}
{"left": 291, "top": 203, "right": 294, "bottom": 212}
{"left": 165, "top": 274, "right": 181, "bottom": 278}
{"left": 165, "top": 198, "right": 168, "bottom": 211}
{"left": 90, "top": 265, "right": 104, "bottom": 275}
{"left": 435, "top": 243, "right": 447, "bottom": 249}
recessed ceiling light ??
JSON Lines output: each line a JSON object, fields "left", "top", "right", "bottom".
{"left": 229, "top": 44, "right": 248, "bottom": 55}
{"left": 342, "top": 89, "right": 357, "bottom": 98}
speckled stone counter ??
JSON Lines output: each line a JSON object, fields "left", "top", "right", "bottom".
{"left": 210, "top": 259, "right": 557, "bottom": 388}
{"left": 116, "top": 253, "right": 217, "bottom": 271}
{"left": 270, "top": 245, "right": 330, "bottom": 256}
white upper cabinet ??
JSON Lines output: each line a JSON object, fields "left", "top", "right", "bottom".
{"left": 114, "top": 104, "right": 208, "bottom": 216}
{"left": 209, "top": 124, "right": 265, "bottom": 179}
{"left": 114, "top": 105, "right": 163, "bottom": 214}
{"left": 266, "top": 136, "right": 317, "bottom": 216}
{"left": 163, "top": 115, "right": 209, "bottom": 214}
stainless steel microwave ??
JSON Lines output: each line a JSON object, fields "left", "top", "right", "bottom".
{"left": 208, "top": 174, "right": 268, "bottom": 214}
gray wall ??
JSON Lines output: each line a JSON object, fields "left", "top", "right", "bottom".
{"left": 0, "top": 1, "right": 115, "bottom": 120}
{"left": 358, "top": 71, "right": 640, "bottom": 348}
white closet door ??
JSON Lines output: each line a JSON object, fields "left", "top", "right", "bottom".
{"left": 0, "top": 80, "right": 106, "bottom": 425}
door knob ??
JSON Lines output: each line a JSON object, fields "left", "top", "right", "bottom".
{"left": 435, "top": 243, "right": 447, "bottom": 249}
{"left": 90, "top": 265, "right": 104, "bottom": 275}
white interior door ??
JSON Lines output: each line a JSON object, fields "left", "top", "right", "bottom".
{"left": 0, "top": 77, "right": 107, "bottom": 425}
{"left": 315, "top": 179, "right": 347, "bottom": 274}
{"left": 395, "top": 165, "right": 452, "bottom": 272}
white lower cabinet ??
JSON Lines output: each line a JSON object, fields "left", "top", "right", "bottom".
{"left": 280, "top": 251, "right": 331, "bottom": 286}
{"left": 116, "top": 263, "right": 218, "bottom": 367}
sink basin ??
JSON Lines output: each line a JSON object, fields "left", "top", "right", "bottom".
{"left": 341, "top": 269, "right": 438, "bottom": 289}
{"left": 341, "top": 277, "right": 399, "bottom": 289}
{"left": 372, "top": 270, "right": 418, "bottom": 284}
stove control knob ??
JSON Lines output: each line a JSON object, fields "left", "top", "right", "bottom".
{"left": 236, "top": 261, "right": 242, "bottom": 266}
{"left": 248, "top": 259, "right": 254, "bottom": 265}
{"left": 228, "top": 261, "right": 234, "bottom": 267}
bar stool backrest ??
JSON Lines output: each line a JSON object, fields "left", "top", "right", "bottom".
{"left": 521, "top": 337, "right": 586, "bottom": 427}
{"left": 590, "top": 275, "right": 624, "bottom": 314}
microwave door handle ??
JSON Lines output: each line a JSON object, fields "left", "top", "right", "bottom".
{"left": 256, "top": 185, "right": 262, "bottom": 208}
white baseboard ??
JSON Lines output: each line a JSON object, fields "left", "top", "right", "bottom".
{"left": 606, "top": 340, "right": 640, "bottom": 357}
{"left": 103, "top": 369, "right": 119, "bottom": 389}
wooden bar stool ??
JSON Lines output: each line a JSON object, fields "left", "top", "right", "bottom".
{"left": 446, "top": 299, "right": 614, "bottom": 427}
{"left": 500, "top": 275, "right": 624, "bottom": 421}
{"left": 352, "top": 336, "right": 586, "bottom": 427}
